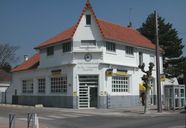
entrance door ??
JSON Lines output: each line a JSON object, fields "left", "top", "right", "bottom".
{"left": 89, "top": 87, "right": 98, "bottom": 107}
{"left": 78, "top": 75, "right": 98, "bottom": 108}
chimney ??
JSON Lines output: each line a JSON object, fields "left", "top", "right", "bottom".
{"left": 24, "top": 55, "right": 29, "bottom": 61}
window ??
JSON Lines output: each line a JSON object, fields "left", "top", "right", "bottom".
{"left": 106, "top": 42, "right": 115, "bottom": 52}
{"left": 51, "top": 76, "right": 67, "bottom": 93}
{"left": 112, "top": 76, "right": 129, "bottom": 92}
{"left": 86, "top": 15, "right": 91, "bottom": 25}
{"left": 81, "top": 40, "right": 96, "bottom": 47}
{"left": 22, "top": 80, "right": 33, "bottom": 93}
{"left": 126, "top": 46, "right": 134, "bottom": 55}
{"left": 139, "top": 52, "right": 143, "bottom": 65}
{"left": 38, "top": 78, "right": 46, "bottom": 93}
{"left": 47, "top": 46, "right": 54, "bottom": 56}
{"left": 63, "top": 42, "right": 71, "bottom": 52}
{"left": 150, "top": 55, "right": 155, "bottom": 63}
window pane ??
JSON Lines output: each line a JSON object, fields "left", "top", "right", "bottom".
{"left": 126, "top": 46, "right": 133, "bottom": 55}
{"left": 47, "top": 46, "right": 54, "bottom": 56}
{"left": 38, "top": 78, "right": 46, "bottom": 93}
{"left": 86, "top": 15, "right": 91, "bottom": 25}
{"left": 112, "top": 76, "right": 129, "bottom": 92}
{"left": 63, "top": 42, "right": 71, "bottom": 52}
{"left": 22, "top": 80, "right": 33, "bottom": 94}
{"left": 51, "top": 76, "right": 67, "bottom": 93}
{"left": 106, "top": 42, "right": 115, "bottom": 52}
{"left": 81, "top": 40, "right": 96, "bottom": 46}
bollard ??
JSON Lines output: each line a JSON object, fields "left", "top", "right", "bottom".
{"left": 27, "top": 113, "right": 39, "bottom": 128}
{"left": 33, "top": 113, "right": 39, "bottom": 128}
{"left": 9, "top": 114, "right": 15, "bottom": 128}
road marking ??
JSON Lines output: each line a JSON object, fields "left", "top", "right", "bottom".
{"left": 38, "top": 116, "right": 54, "bottom": 121}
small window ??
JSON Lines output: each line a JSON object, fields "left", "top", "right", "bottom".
{"left": 126, "top": 46, "right": 134, "bottom": 55}
{"left": 139, "top": 52, "right": 143, "bottom": 65}
{"left": 51, "top": 76, "right": 67, "bottom": 93}
{"left": 150, "top": 55, "right": 155, "bottom": 63}
{"left": 86, "top": 15, "right": 91, "bottom": 25}
{"left": 47, "top": 46, "right": 54, "bottom": 56}
{"left": 112, "top": 76, "right": 129, "bottom": 92}
{"left": 38, "top": 78, "right": 46, "bottom": 93}
{"left": 106, "top": 42, "right": 115, "bottom": 52}
{"left": 81, "top": 40, "right": 96, "bottom": 47}
{"left": 63, "top": 42, "right": 71, "bottom": 52}
{"left": 22, "top": 80, "right": 33, "bottom": 94}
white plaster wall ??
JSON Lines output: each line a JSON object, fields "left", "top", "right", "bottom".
{"left": 6, "top": 65, "right": 74, "bottom": 103}
{"left": 39, "top": 45, "right": 73, "bottom": 68}
{"left": 73, "top": 8, "right": 103, "bottom": 51}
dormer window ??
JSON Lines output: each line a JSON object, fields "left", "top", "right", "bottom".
{"left": 126, "top": 46, "right": 134, "bottom": 55}
{"left": 47, "top": 46, "right": 54, "bottom": 56}
{"left": 106, "top": 42, "right": 115, "bottom": 52}
{"left": 86, "top": 15, "right": 91, "bottom": 25}
{"left": 63, "top": 42, "right": 72, "bottom": 52}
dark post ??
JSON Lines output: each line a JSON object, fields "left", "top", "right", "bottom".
{"left": 155, "top": 10, "right": 162, "bottom": 112}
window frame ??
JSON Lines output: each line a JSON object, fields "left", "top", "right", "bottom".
{"left": 106, "top": 42, "right": 116, "bottom": 52}
{"left": 47, "top": 46, "right": 54, "bottom": 56}
{"left": 62, "top": 42, "right": 72, "bottom": 53}
{"left": 112, "top": 76, "right": 129, "bottom": 93}
{"left": 50, "top": 76, "right": 67, "bottom": 93}
{"left": 126, "top": 46, "right": 134, "bottom": 56}
{"left": 38, "top": 78, "right": 46, "bottom": 93}
{"left": 22, "top": 79, "right": 34, "bottom": 94}
{"left": 139, "top": 52, "right": 143, "bottom": 65}
{"left": 86, "top": 15, "right": 91, "bottom": 25}
{"left": 81, "top": 40, "right": 96, "bottom": 47}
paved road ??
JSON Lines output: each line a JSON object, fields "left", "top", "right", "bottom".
{"left": 0, "top": 105, "right": 185, "bottom": 128}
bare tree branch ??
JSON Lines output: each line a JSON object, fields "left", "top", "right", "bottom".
{"left": 0, "top": 43, "right": 19, "bottom": 67}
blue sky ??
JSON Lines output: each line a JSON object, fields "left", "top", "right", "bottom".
{"left": 0, "top": 0, "right": 186, "bottom": 64}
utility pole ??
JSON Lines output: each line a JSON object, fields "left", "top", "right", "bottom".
{"left": 155, "top": 10, "right": 162, "bottom": 112}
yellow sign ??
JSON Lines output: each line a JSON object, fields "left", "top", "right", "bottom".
{"left": 73, "top": 91, "right": 77, "bottom": 96}
{"left": 160, "top": 74, "right": 166, "bottom": 81}
{"left": 139, "top": 83, "right": 146, "bottom": 91}
{"left": 106, "top": 71, "right": 113, "bottom": 76}
{"left": 113, "top": 71, "right": 128, "bottom": 76}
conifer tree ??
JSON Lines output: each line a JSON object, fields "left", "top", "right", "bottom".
{"left": 138, "top": 12, "right": 184, "bottom": 77}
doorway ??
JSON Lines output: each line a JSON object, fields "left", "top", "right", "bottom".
{"left": 78, "top": 75, "right": 98, "bottom": 108}
{"left": 89, "top": 87, "right": 98, "bottom": 107}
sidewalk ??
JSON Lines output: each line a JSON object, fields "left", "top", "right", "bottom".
{"left": 0, "top": 104, "right": 184, "bottom": 117}
{"left": 42, "top": 105, "right": 184, "bottom": 117}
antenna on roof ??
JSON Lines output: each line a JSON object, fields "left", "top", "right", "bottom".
{"left": 128, "top": 8, "right": 132, "bottom": 27}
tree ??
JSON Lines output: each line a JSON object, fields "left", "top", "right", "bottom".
{"left": 138, "top": 62, "right": 154, "bottom": 114}
{"left": 138, "top": 12, "right": 184, "bottom": 76}
{"left": 0, "top": 43, "right": 19, "bottom": 71}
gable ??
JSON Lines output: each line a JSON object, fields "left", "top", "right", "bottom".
{"left": 35, "top": 0, "right": 155, "bottom": 50}
{"left": 73, "top": 7, "right": 103, "bottom": 41}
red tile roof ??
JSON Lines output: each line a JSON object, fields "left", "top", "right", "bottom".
{"left": 97, "top": 19, "right": 155, "bottom": 49}
{"left": 35, "top": 0, "right": 155, "bottom": 50}
{"left": 12, "top": 53, "right": 40, "bottom": 72}
{"left": 35, "top": 25, "right": 76, "bottom": 49}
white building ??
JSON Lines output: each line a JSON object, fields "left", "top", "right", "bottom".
{"left": 0, "top": 70, "right": 11, "bottom": 103}
{"left": 7, "top": 0, "right": 163, "bottom": 108}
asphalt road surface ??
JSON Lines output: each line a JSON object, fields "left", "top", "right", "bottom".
{"left": 0, "top": 106, "right": 185, "bottom": 128}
